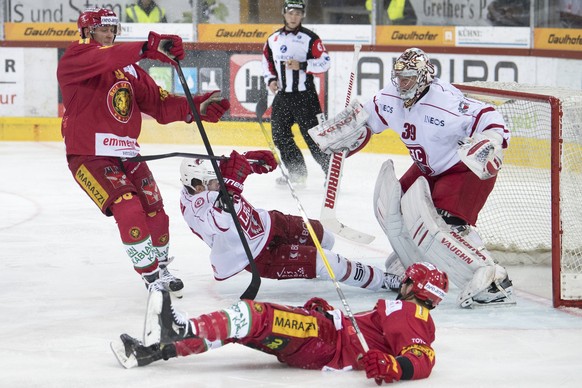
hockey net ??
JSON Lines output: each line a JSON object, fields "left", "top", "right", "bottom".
{"left": 456, "top": 82, "right": 582, "bottom": 308}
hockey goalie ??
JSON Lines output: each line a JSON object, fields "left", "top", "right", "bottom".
{"left": 308, "top": 47, "right": 515, "bottom": 308}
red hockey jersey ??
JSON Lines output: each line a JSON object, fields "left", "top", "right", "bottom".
{"left": 330, "top": 299, "right": 436, "bottom": 379}
{"left": 57, "top": 38, "right": 191, "bottom": 157}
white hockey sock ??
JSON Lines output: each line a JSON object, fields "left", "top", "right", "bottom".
{"left": 316, "top": 251, "right": 384, "bottom": 291}
{"left": 321, "top": 229, "right": 336, "bottom": 250}
{"left": 125, "top": 236, "right": 157, "bottom": 271}
{"left": 223, "top": 300, "right": 252, "bottom": 339}
{"left": 153, "top": 243, "right": 170, "bottom": 266}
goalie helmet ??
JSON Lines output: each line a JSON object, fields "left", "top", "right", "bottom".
{"left": 77, "top": 7, "right": 121, "bottom": 39}
{"left": 180, "top": 158, "right": 217, "bottom": 191}
{"left": 283, "top": 0, "right": 306, "bottom": 14}
{"left": 391, "top": 48, "right": 435, "bottom": 107}
{"left": 402, "top": 262, "right": 449, "bottom": 309}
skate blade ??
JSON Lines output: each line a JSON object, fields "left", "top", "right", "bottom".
{"left": 110, "top": 338, "right": 138, "bottom": 369}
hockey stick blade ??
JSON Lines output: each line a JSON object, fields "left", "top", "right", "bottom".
{"left": 256, "top": 91, "right": 268, "bottom": 121}
{"left": 320, "top": 216, "right": 375, "bottom": 244}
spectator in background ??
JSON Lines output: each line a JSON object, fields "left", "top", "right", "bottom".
{"left": 487, "top": 0, "right": 530, "bottom": 26}
{"left": 560, "top": 0, "right": 582, "bottom": 28}
{"left": 200, "top": 0, "right": 229, "bottom": 23}
{"left": 126, "top": 0, "right": 167, "bottom": 23}
{"left": 365, "top": 0, "right": 417, "bottom": 25}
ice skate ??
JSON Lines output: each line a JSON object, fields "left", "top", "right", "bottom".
{"left": 111, "top": 333, "right": 174, "bottom": 368}
{"left": 142, "top": 263, "right": 184, "bottom": 299}
{"left": 159, "top": 263, "right": 184, "bottom": 298}
{"left": 144, "top": 289, "right": 195, "bottom": 346}
{"left": 469, "top": 275, "right": 516, "bottom": 307}
{"left": 382, "top": 272, "right": 402, "bottom": 292}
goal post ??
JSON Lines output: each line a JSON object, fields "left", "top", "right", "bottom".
{"left": 455, "top": 82, "right": 582, "bottom": 308}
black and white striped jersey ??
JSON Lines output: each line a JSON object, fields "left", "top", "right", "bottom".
{"left": 262, "top": 26, "right": 331, "bottom": 93}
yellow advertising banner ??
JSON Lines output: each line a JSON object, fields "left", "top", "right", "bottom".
{"left": 534, "top": 28, "right": 582, "bottom": 51}
{"left": 198, "top": 24, "right": 279, "bottom": 44}
{"left": 5, "top": 23, "right": 78, "bottom": 42}
{"left": 376, "top": 26, "right": 455, "bottom": 47}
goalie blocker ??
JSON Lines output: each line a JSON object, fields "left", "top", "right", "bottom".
{"left": 374, "top": 159, "right": 515, "bottom": 308}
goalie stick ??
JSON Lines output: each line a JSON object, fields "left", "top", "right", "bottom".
{"left": 255, "top": 95, "right": 373, "bottom": 367}
{"left": 320, "top": 44, "right": 375, "bottom": 245}
{"left": 173, "top": 58, "right": 261, "bottom": 301}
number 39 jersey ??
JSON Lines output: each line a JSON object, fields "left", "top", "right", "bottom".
{"left": 363, "top": 78, "right": 510, "bottom": 176}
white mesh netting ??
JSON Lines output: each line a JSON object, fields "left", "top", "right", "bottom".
{"left": 458, "top": 82, "right": 582, "bottom": 302}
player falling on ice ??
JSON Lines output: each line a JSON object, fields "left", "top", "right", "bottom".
{"left": 309, "top": 47, "right": 514, "bottom": 308}
{"left": 178, "top": 150, "right": 401, "bottom": 292}
{"left": 111, "top": 262, "right": 448, "bottom": 385}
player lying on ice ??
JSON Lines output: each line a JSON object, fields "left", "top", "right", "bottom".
{"left": 178, "top": 150, "right": 401, "bottom": 292}
{"left": 111, "top": 262, "right": 449, "bottom": 385}
{"left": 308, "top": 47, "right": 515, "bottom": 308}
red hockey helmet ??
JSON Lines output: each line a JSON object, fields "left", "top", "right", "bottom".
{"left": 402, "top": 262, "right": 449, "bottom": 308}
{"left": 77, "top": 7, "right": 121, "bottom": 39}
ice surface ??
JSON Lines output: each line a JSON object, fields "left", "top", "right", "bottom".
{"left": 2, "top": 142, "right": 581, "bottom": 388}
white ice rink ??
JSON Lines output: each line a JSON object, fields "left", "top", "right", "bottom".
{"left": 2, "top": 141, "right": 582, "bottom": 388}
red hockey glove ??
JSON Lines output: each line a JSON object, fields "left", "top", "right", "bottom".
{"left": 143, "top": 31, "right": 185, "bottom": 64}
{"left": 358, "top": 350, "right": 402, "bottom": 385}
{"left": 219, "top": 150, "right": 252, "bottom": 195}
{"left": 193, "top": 91, "right": 230, "bottom": 123}
{"left": 243, "top": 150, "right": 278, "bottom": 174}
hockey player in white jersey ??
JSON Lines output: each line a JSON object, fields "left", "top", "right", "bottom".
{"left": 179, "top": 150, "right": 401, "bottom": 292}
{"left": 308, "top": 48, "right": 514, "bottom": 308}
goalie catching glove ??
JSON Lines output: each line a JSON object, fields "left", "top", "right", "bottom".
{"left": 458, "top": 131, "right": 504, "bottom": 180}
{"left": 308, "top": 99, "right": 372, "bottom": 156}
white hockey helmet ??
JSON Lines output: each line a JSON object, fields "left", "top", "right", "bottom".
{"left": 391, "top": 48, "right": 436, "bottom": 107}
{"left": 180, "top": 158, "right": 217, "bottom": 191}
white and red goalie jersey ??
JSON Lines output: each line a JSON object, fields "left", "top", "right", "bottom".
{"left": 179, "top": 188, "right": 271, "bottom": 280}
{"left": 363, "top": 78, "right": 510, "bottom": 176}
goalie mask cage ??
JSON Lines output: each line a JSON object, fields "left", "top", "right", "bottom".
{"left": 455, "top": 82, "right": 582, "bottom": 308}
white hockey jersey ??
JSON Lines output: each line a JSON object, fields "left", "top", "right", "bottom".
{"left": 179, "top": 188, "right": 272, "bottom": 280}
{"left": 363, "top": 78, "right": 510, "bottom": 176}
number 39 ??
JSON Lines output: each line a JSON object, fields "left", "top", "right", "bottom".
{"left": 402, "top": 123, "right": 416, "bottom": 140}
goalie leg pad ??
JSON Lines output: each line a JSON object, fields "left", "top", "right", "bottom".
{"left": 373, "top": 159, "right": 425, "bottom": 269}
{"left": 400, "top": 177, "right": 496, "bottom": 290}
